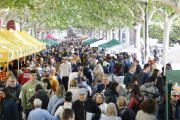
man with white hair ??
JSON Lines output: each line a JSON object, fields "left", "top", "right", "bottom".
{"left": 96, "top": 74, "right": 112, "bottom": 94}
{"left": 28, "top": 99, "right": 59, "bottom": 120}
{"left": 6, "top": 76, "right": 23, "bottom": 120}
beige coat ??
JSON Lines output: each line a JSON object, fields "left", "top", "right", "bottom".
{"left": 93, "top": 67, "right": 104, "bottom": 85}
{"left": 136, "top": 110, "right": 157, "bottom": 120}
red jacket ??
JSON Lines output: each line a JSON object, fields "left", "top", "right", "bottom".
{"left": 17, "top": 71, "right": 30, "bottom": 85}
{"left": 127, "top": 95, "right": 146, "bottom": 112}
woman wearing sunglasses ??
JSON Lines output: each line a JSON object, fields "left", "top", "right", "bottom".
{"left": 158, "top": 90, "right": 180, "bottom": 120}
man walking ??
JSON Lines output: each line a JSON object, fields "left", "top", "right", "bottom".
{"left": 7, "top": 76, "right": 23, "bottom": 120}
{"left": 138, "top": 64, "right": 150, "bottom": 86}
{"left": 61, "top": 57, "right": 71, "bottom": 91}
{"left": 21, "top": 70, "right": 46, "bottom": 119}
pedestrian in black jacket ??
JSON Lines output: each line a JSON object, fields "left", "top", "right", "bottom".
{"left": 117, "top": 96, "right": 135, "bottom": 120}
{"left": 6, "top": 76, "right": 23, "bottom": 120}
{"left": 104, "top": 82, "right": 120, "bottom": 109}
{"left": 96, "top": 74, "right": 112, "bottom": 94}
{"left": 135, "top": 60, "right": 142, "bottom": 74}
{"left": 72, "top": 88, "right": 101, "bottom": 120}
{"left": 83, "top": 62, "right": 93, "bottom": 86}
{"left": 28, "top": 84, "right": 49, "bottom": 110}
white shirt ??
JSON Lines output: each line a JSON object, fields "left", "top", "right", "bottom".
{"left": 68, "top": 72, "right": 78, "bottom": 90}
{"left": 61, "top": 62, "right": 71, "bottom": 77}
{"left": 68, "top": 87, "right": 79, "bottom": 102}
{"left": 54, "top": 103, "right": 72, "bottom": 118}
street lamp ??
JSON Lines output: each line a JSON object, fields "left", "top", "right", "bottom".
{"left": 132, "top": 0, "right": 148, "bottom": 62}
{"left": 112, "top": 29, "right": 115, "bottom": 39}
{"left": 133, "top": 22, "right": 138, "bottom": 47}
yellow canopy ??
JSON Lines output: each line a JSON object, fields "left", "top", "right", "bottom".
{"left": 1, "top": 28, "right": 34, "bottom": 56}
{"left": 22, "top": 30, "right": 46, "bottom": 50}
{"left": 0, "top": 44, "right": 14, "bottom": 62}
{"left": 13, "top": 30, "right": 41, "bottom": 53}
{"left": 0, "top": 37, "right": 22, "bottom": 61}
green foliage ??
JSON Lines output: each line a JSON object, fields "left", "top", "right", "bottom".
{"left": 141, "top": 16, "right": 180, "bottom": 41}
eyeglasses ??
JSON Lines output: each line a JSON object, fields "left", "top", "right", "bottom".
{"left": 173, "top": 95, "right": 179, "bottom": 97}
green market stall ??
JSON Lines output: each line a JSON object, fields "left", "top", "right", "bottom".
{"left": 98, "top": 39, "right": 122, "bottom": 48}
{"left": 38, "top": 39, "right": 59, "bottom": 47}
{"left": 84, "top": 39, "right": 97, "bottom": 46}
{"left": 166, "top": 70, "right": 180, "bottom": 120}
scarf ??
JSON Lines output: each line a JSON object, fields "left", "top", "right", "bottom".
{"left": 170, "top": 99, "right": 178, "bottom": 120}
{"left": 96, "top": 102, "right": 102, "bottom": 106}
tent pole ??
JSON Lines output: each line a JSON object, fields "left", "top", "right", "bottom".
{"left": 18, "top": 59, "right": 19, "bottom": 70}
{"left": 24, "top": 56, "right": 25, "bottom": 64}
{"left": 7, "top": 62, "right": 9, "bottom": 71}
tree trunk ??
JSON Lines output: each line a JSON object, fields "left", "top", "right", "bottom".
{"left": 125, "top": 27, "right": 129, "bottom": 45}
{"left": 162, "top": 20, "right": 173, "bottom": 67}
{"left": 136, "top": 24, "right": 142, "bottom": 65}
{"left": 109, "top": 29, "right": 112, "bottom": 40}
{"left": 142, "top": 22, "right": 150, "bottom": 63}
{"left": 1, "top": 14, "right": 6, "bottom": 28}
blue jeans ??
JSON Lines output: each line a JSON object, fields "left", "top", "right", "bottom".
{"left": 154, "top": 107, "right": 159, "bottom": 119}
{"left": 24, "top": 109, "right": 32, "bottom": 120}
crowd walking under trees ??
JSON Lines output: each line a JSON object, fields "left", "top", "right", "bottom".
{"left": 0, "top": 37, "right": 177, "bottom": 120}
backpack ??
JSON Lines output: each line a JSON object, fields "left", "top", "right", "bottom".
{"left": 133, "top": 96, "right": 144, "bottom": 114}
{"left": 124, "top": 61, "right": 129, "bottom": 74}
{"left": 113, "top": 63, "right": 117, "bottom": 73}
{"left": 53, "top": 101, "right": 64, "bottom": 116}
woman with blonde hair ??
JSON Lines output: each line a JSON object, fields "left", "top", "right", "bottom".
{"left": 68, "top": 80, "right": 79, "bottom": 102}
{"left": 93, "top": 93, "right": 107, "bottom": 118}
{"left": 93, "top": 63, "right": 104, "bottom": 85}
{"left": 117, "top": 96, "right": 135, "bottom": 120}
{"left": 55, "top": 62, "right": 63, "bottom": 79}
{"left": 101, "top": 102, "right": 122, "bottom": 120}
{"left": 6, "top": 70, "right": 14, "bottom": 87}
{"left": 47, "top": 85, "right": 65, "bottom": 115}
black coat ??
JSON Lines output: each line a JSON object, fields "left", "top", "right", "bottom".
{"left": 83, "top": 67, "right": 93, "bottom": 84}
{"left": 6, "top": 84, "right": 23, "bottom": 112}
{"left": 117, "top": 108, "right": 135, "bottom": 120}
{"left": 136, "top": 65, "right": 142, "bottom": 74}
{"left": 28, "top": 90, "right": 49, "bottom": 110}
{"left": 96, "top": 81, "right": 112, "bottom": 94}
{"left": 158, "top": 100, "right": 180, "bottom": 120}
{"left": 54, "top": 54, "right": 59, "bottom": 62}
{"left": 104, "top": 88, "right": 119, "bottom": 106}
{"left": 102, "top": 67, "right": 110, "bottom": 74}
{"left": 72, "top": 98, "right": 101, "bottom": 120}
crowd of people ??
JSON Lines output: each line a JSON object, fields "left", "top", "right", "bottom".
{"left": 0, "top": 37, "right": 178, "bottom": 120}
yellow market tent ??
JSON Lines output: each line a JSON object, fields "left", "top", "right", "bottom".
{"left": 1, "top": 28, "right": 34, "bottom": 56}
{"left": 9, "top": 29, "right": 39, "bottom": 54}
{"left": 13, "top": 30, "right": 41, "bottom": 52}
{"left": 0, "top": 36, "right": 22, "bottom": 62}
{"left": 22, "top": 30, "right": 46, "bottom": 50}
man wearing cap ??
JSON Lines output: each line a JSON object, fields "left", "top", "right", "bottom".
{"left": 72, "top": 88, "right": 101, "bottom": 120}
{"left": 17, "top": 64, "right": 30, "bottom": 85}
{"left": 61, "top": 57, "right": 71, "bottom": 91}
{"left": 41, "top": 67, "right": 59, "bottom": 93}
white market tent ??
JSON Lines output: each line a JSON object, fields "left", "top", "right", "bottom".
{"left": 90, "top": 40, "right": 108, "bottom": 47}
{"left": 165, "top": 46, "right": 180, "bottom": 64}
{"left": 106, "top": 43, "right": 139, "bottom": 54}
